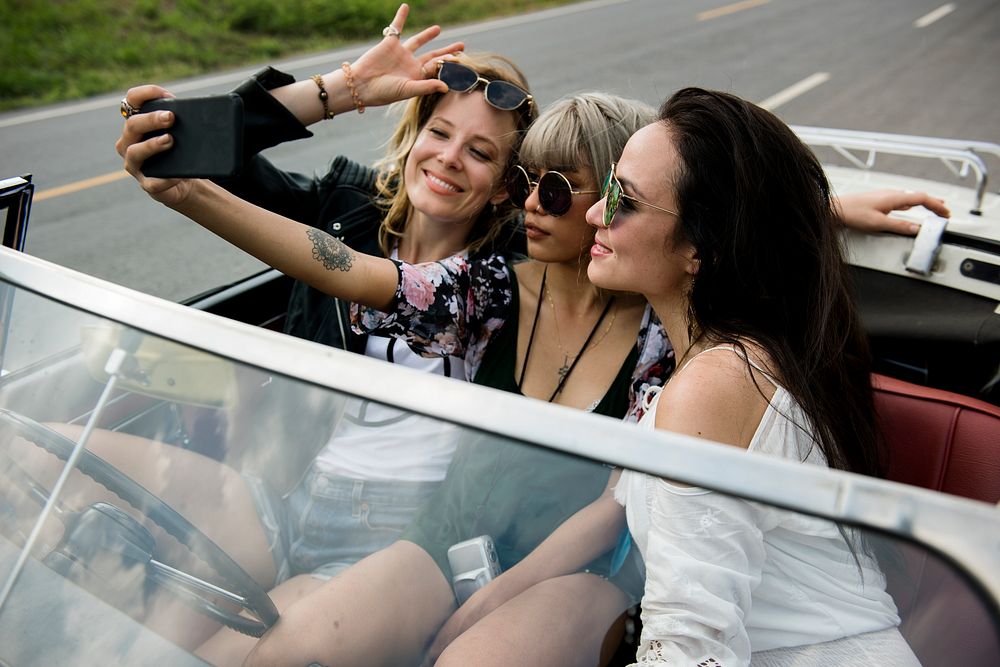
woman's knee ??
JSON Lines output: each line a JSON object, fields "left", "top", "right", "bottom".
{"left": 243, "top": 593, "right": 352, "bottom": 667}
{"left": 435, "top": 574, "right": 628, "bottom": 667}
{"left": 246, "top": 542, "right": 454, "bottom": 667}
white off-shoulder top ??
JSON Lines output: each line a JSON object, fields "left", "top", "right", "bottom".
{"left": 615, "top": 346, "right": 918, "bottom": 666}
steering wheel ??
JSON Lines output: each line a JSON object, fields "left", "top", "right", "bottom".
{"left": 0, "top": 408, "right": 278, "bottom": 637}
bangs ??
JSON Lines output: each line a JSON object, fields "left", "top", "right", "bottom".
{"left": 518, "top": 103, "right": 588, "bottom": 174}
{"left": 517, "top": 92, "right": 655, "bottom": 190}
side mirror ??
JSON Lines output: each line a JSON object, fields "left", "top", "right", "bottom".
{"left": 0, "top": 174, "right": 34, "bottom": 251}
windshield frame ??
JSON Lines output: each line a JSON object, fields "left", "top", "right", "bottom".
{"left": 2, "top": 245, "right": 999, "bottom": 623}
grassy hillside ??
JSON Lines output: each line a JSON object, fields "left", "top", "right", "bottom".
{"left": 0, "top": 0, "right": 573, "bottom": 111}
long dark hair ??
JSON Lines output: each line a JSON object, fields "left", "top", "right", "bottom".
{"left": 659, "top": 87, "right": 883, "bottom": 478}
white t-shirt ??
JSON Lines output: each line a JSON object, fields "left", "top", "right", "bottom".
{"left": 616, "top": 347, "right": 914, "bottom": 666}
{"left": 312, "top": 267, "right": 467, "bottom": 483}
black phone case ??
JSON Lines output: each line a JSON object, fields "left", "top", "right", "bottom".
{"left": 141, "top": 94, "right": 244, "bottom": 179}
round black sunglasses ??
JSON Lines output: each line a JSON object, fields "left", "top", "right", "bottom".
{"left": 506, "top": 165, "right": 599, "bottom": 217}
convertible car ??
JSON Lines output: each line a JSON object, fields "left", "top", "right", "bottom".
{"left": 0, "top": 126, "right": 998, "bottom": 666}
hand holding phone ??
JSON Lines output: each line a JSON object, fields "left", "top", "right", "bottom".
{"left": 141, "top": 94, "right": 244, "bottom": 179}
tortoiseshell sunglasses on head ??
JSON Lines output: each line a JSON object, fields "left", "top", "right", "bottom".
{"left": 437, "top": 61, "right": 533, "bottom": 112}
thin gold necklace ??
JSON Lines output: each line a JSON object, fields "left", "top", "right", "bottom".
{"left": 518, "top": 267, "right": 616, "bottom": 401}
{"left": 543, "top": 271, "right": 618, "bottom": 382}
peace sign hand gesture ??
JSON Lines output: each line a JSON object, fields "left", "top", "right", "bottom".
{"left": 347, "top": 3, "right": 464, "bottom": 108}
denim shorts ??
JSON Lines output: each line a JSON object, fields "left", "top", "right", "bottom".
{"left": 244, "top": 466, "right": 440, "bottom": 583}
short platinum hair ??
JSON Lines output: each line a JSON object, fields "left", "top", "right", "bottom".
{"left": 518, "top": 92, "right": 656, "bottom": 188}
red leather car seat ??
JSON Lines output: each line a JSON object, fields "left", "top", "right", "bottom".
{"left": 873, "top": 374, "right": 1000, "bottom": 666}
{"left": 875, "top": 374, "right": 1000, "bottom": 502}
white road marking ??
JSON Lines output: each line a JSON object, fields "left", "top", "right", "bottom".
{"left": 914, "top": 3, "right": 956, "bottom": 28}
{"left": 757, "top": 72, "right": 831, "bottom": 111}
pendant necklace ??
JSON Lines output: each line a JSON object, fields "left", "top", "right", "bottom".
{"left": 517, "top": 266, "right": 616, "bottom": 402}
{"left": 545, "top": 276, "right": 617, "bottom": 381}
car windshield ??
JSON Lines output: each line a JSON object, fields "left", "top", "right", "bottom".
{"left": 0, "top": 269, "right": 998, "bottom": 666}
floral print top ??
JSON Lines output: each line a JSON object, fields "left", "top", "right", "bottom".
{"left": 351, "top": 251, "right": 675, "bottom": 420}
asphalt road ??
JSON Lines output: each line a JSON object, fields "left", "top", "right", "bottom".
{"left": 2, "top": 0, "right": 998, "bottom": 301}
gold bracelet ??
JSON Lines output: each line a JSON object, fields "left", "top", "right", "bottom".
{"left": 341, "top": 62, "right": 365, "bottom": 115}
{"left": 310, "top": 74, "right": 335, "bottom": 120}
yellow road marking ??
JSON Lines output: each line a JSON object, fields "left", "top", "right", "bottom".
{"left": 34, "top": 170, "right": 130, "bottom": 202}
{"left": 697, "top": 0, "right": 771, "bottom": 21}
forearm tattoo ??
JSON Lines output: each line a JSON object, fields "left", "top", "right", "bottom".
{"left": 307, "top": 228, "right": 354, "bottom": 272}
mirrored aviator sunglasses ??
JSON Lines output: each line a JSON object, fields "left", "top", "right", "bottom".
{"left": 437, "top": 61, "right": 533, "bottom": 112}
{"left": 506, "top": 165, "right": 598, "bottom": 217}
{"left": 601, "top": 163, "right": 622, "bottom": 227}
{"left": 601, "top": 162, "right": 678, "bottom": 227}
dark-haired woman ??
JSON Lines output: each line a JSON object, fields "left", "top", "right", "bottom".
{"left": 591, "top": 89, "right": 917, "bottom": 665}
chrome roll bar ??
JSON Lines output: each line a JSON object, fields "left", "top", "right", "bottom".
{"left": 792, "top": 126, "right": 1000, "bottom": 215}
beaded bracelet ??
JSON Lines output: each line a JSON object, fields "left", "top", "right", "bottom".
{"left": 341, "top": 62, "right": 366, "bottom": 115}
{"left": 310, "top": 74, "right": 335, "bottom": 120}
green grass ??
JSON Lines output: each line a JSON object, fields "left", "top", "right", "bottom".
{"left": 0, "top": 0, "right": 576, "bottom": 111}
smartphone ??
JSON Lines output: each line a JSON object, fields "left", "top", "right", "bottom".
{"left": 447, "top": 535, "right": 502, "bottom": 605}
{"left": 140, "top": 94, "right": 244, "bottom": 179}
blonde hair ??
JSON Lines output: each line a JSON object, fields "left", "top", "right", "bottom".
{"left": 373, "top": 52, "right": 536, "bottom": 256}
{"left": 518, "top": 92, "right": 656, "bottom": 188}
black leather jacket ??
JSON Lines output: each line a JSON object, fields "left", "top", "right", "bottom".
{"left": 218, "top": 67, "right": 383, "bottom": 354}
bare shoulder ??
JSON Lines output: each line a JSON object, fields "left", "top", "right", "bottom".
{"left": 512, "top": 260, "right": 543, "bottom": 294}
{"left": 655, "top": 346, "right": 775, "bottom": 450}
{"left": 512, "top": 258, "right": 541, "bottom": 280}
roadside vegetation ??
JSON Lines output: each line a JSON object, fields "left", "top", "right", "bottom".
{"left": 0, "top": 0, "right": 574, "bottom": 112}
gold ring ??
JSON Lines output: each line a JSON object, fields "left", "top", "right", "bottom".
{"left": 120, "top": 98, "right": 140, "bottom": 119}
{"left": 382, "top": 25, "right": 401, "bottom": 38}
